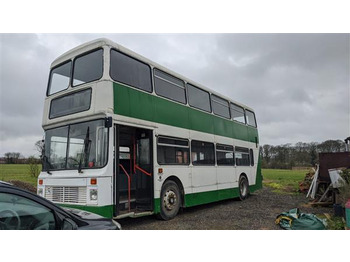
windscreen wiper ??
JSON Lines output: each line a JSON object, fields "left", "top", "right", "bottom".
{"left": 78, "top": 127, "right": 91, "bottom": 173}
{"left": 43, "top": 155, "right": 52, "bottom": 174}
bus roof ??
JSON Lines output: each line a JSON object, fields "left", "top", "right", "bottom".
{"left": 51, "top": 38, "right": 255, "bottom": 112}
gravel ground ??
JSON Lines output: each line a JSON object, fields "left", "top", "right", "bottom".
{"left": 119, "top": 186, "right": 331, "bottom": 230}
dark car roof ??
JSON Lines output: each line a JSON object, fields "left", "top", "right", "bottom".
{"left": 0, "top": 180, "right": 89, "bottom": 227}
{"left": 0, "top": 180, "right": 120, "bottom": 229}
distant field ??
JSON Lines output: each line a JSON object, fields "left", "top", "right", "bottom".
{"left": 262, "top": 168, "right": 310, "bottom": 193}
{"left": 262, "top": 168, "right": 308, "bottom": 181}
{"left": 0, "top": 164, "right": 40, "bottom": 186}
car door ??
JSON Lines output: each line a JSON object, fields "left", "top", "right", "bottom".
{"left": 0, "top": 191, "right": 58, "bottom": 230}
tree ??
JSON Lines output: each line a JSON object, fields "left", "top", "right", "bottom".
{"left": 4, "top": 152, "right": 11, "bottom": 164}
{"left": 3, "top": 152, "right": 22, "bottom": 164}
{"left": 262, "top": 144, "right": 272, "bottom": 167}
{"left": 27, "top": 156, "right": 40, "bottom": 178}
{"left": 35, "top": 139, "right": 44, "bottom": 159}
{"left": 260, "top": 138, "right": 346, "bottom": 169}
{"left": 309, "top": 142, "right": 318, "bottom": 166}
{"left": 318, "top": 140, "right": 345, "bottom": 153}
{"left": 294, "top": 142, "right": 309, "bottom": 166}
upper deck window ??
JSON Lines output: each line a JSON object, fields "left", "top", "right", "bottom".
{"left": 47, "top": 61, "right": 71, "bottom": 95}
{"left": 49, "top": 88, "right": 91, "bottom": 119}
{"left": 110, "top": 49, "right": 152, "bottom": 93}
{"left": 231, "top": 103, "right": 246, "bottom": 124}
{"left": 187, "top": 84, "right": 211, "bottom": 112}
{"left": 47, "top": 48, "right": 103, "bottom": 96}
{"left": 211, "top": 95, "right": 230, "bottom": 119}
{"left": 72, "top": 49, "right": 103, "bottom": 86}
{"left": 246, "top": 110, "right": 257, "bottom": 127}
{"left": 154, "top": 69, "right": 186, "bottom": 104}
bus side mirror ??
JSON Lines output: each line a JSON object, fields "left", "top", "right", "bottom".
{"left": 105, "top": 117, "right": 112, "bottom": 128}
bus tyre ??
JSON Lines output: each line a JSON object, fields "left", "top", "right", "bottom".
{"left": 239, "top": 175, "right": 249, "bottom": 200}
{"left": 159, "top": 180, "right": 181, "bottom": 220}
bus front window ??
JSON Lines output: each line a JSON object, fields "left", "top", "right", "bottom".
{"left": 45, "top": 126, "right": 68, "bottom": 170}
{"left": 43, "top": 120, "right": 108, "bottom": 171}
{"left": 47, "top": 48, "right": 103, "bottom": 96}
{"left": 48, "top": 61, "right": 72, "bottom": 95}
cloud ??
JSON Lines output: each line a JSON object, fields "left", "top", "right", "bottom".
{"left": 0, "top": 33, "right": 349, "bottom": 157}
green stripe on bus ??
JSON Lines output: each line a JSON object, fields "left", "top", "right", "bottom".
{"left": 113, "top": 83, "right": 259, "bottom": 143}
{"left": 184, "top": 188, "right": 240, "bottom": 207}
{"left": 58, "top": 203, "right": 114, "bottom": 218}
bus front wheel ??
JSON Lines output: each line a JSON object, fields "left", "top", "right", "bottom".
{"left": 159, "top": 180, "right": 181, "bottom": 220}
{"left": 239, "top": 175, "right": 249, "bottom": 200}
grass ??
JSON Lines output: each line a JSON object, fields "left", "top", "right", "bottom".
{"left": 0, "top": 164, "right": 41, "bottom": 187}
{"left": 317, "top": 213, "right": 347, "bottom": 230}
{"left": 262, "top": 168, "right": 309, "bottom": 194}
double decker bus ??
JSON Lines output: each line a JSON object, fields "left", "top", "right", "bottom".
{"left": 37, "top": 38, "right": 262, "bottom": 220}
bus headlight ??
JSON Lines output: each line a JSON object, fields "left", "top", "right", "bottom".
{"left": 90, "top": 189, "right": 98, "bottom": 201}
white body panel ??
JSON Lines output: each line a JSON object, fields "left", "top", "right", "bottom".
{"left": 38, "top": 127, "right": 114, "bottom": 207}
{"left": 152, "top": 121, "right": 258, "bottom": 199}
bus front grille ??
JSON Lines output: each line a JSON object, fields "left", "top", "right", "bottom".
{"left": 45, "top": 186, "right": 87, "bottom": 205}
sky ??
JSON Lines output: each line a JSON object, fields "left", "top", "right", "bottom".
{"left": 0, "top": 33, "right": 349, "bottom": 157}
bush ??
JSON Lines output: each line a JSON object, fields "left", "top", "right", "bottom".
{"left": 27, "top": 156, "right": 40, "bottom": 178}
{"left": 8, "top": 180, "right": 37, "bottom": 193}
{"left": 326, "top": 216, "right": 345, "bottom": 230}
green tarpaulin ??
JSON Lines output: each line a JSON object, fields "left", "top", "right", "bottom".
{"left": 275, "top": 208, "right": 326, "bottom": 230}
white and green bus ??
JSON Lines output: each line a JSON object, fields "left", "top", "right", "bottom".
{"left": 37, "top": 38, "right": 262, "bottom": 220}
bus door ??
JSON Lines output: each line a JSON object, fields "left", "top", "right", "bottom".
{"left": 134, "top": 129, "right": 153, "bottom": 211}
{"left": 115, "top": 125, "right": 153, "bottom": 216}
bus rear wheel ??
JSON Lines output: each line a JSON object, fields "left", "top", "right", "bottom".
{"left": 239, "top": 175, "right": 249, "bottom": 200}
{"left": 159, "top": 180, "right": 181, "bottom": 220}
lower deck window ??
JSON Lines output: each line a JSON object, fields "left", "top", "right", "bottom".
{"left": 157, "top": 136, "right": 189, "bottom": 165}
{"left": 216, "top": 144, "right": 234, "bottom": 165}
{"left": 235, "top": 147, "right": 250, "bottom": 166}
{"left": 191, "top": 140, "right": 215, "bottom": 165}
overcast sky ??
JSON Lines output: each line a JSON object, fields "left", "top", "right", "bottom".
{"left": 0, "top": 33, "right": 349, "bottom": 157}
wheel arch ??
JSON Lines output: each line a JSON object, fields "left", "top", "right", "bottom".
{"left": 162, "top": 175, "right": 185, "bottom": 208}
{"left": 239, "top": 172, "right": 249, "bottom": 184}
{"left": 238, "top": 172, "right": 250, "bottom": 200}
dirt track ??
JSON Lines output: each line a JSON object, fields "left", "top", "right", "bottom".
{"left": 118, "top": 186, "right": 331, "bottom": 230}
